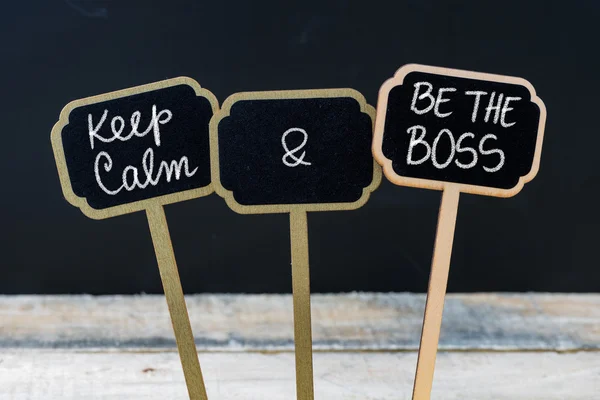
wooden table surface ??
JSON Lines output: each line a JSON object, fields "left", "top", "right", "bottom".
{"left": 1, "top": 293, "right": 598, "bottom": 399}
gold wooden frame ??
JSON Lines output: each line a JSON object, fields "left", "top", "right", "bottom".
{"left": 210, "top": 88, "right": 382, "bottom": 214}
{"left": 51, "top": 77, "right": 219, "bottom": 219}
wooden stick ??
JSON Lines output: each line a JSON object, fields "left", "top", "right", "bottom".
{"left": 412, "top": 187, "right": 461, "bottom": 400}
{"left": 289, "top": 210, "right": 315, "bottom": 400}
{"left": 146, "top": 205, "right": 208, "bottom": 400}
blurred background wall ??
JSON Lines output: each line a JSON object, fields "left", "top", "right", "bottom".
{"left": 1, "top": 0, "right": 598, "bottom": 294}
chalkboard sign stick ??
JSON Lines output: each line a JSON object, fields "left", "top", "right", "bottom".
{"left": 289, "top": 210, "right": 315, "bottom": 400}
{"left": 373, "top": 64, "right": 546, "bottom": 399}
{"left": 411, "top": 187, "right": 460, "bottom": 400}
{"left": 211, "top": 89, "right": 381, "bottom": 400}
{"left": 147, "top": 205, "right": 208, "bottom": 400}
{"left": 51, "top": 78, "right": 218, "bottom": 399}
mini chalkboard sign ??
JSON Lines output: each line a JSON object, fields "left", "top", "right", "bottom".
{"left": 53, "top": 78, "right": 216, "bottom": 218}
{"left": 211, "top": 89, "right": 381, "bottom": 400}
{"left": 373, "top": 64, "right": 547, "bottom": 400}
{"left": 51, "top": 78, "right": 218, "bottom": 400}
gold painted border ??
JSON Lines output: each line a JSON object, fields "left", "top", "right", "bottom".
{"left": 51, "top": 77, "right": 219, "bottom": 220}
{"left": 372, "top": 64, "right": 547, "bottom": 198}
{"left": 210, "top": 89, "right": 382, "bottom": 214}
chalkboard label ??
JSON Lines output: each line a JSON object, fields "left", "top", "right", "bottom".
{"left": 51, "top": 78, "right": 218, "bottom": 219}
{"left": 373, "top": 65, "right": 546, "bottom": 197}
{"left": 211, "top": 90, "right": 381, "bottom": 213}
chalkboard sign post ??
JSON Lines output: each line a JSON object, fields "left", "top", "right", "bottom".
{"left": 211, "top": 89, "right": 381, "bottom": 400}
{"left": 51, "top": 78, "right": 218, "bottom": 400}
{"left": 373, "top": 64, "right": 547, "bottom": 400}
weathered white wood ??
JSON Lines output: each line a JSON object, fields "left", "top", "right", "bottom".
{"left": 0, "top": 294, "right": 598, "bottom": 351}
{"left": 1, "top": 294, "right": 598, "bottom": 399}
{"left": 1, "top": 349, "right": 598, "bottom": 400}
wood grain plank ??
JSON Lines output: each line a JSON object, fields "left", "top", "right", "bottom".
{"left": 1, "top": 349, "right": 598, "bottom": 400}
{"left": 0, "top": 294, "right": 598, "bottom": 351}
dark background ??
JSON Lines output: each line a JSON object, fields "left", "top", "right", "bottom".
{"left": 2, "top": 0, "right": 598, "bottom": 294}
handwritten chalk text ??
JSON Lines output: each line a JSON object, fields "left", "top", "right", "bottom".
{"left": 282, "top": 127, "right": 312, "bottom": 167}
{"left": 88, "top": 106, "right": 198, "bottom": 195}
{"left": 405, "top": 81, "right": 518, "bottom": 173}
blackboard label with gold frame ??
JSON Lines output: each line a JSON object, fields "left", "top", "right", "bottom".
{"left": 212, "top": 89, "right": 381, "bottom": 213}
{"left": 52, "top": 77, "right": 217, "bottom": 219}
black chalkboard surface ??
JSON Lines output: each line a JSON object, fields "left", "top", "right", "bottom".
{"left": 211, "top": 90, "right": 381, "bottom": 213}
{"left": 52, "top": 78, "right": 218, "bottom": 218}
{"left": 374, "top": 64, "right": 546, "bottom": 197}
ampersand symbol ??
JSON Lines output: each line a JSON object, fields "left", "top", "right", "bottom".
{"left": 281, "top": 127, "right": 312, "bottom": 167}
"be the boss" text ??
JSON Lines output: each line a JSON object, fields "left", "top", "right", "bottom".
{"left": 406, "top": 81, "right": 521, "bottom": 173}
